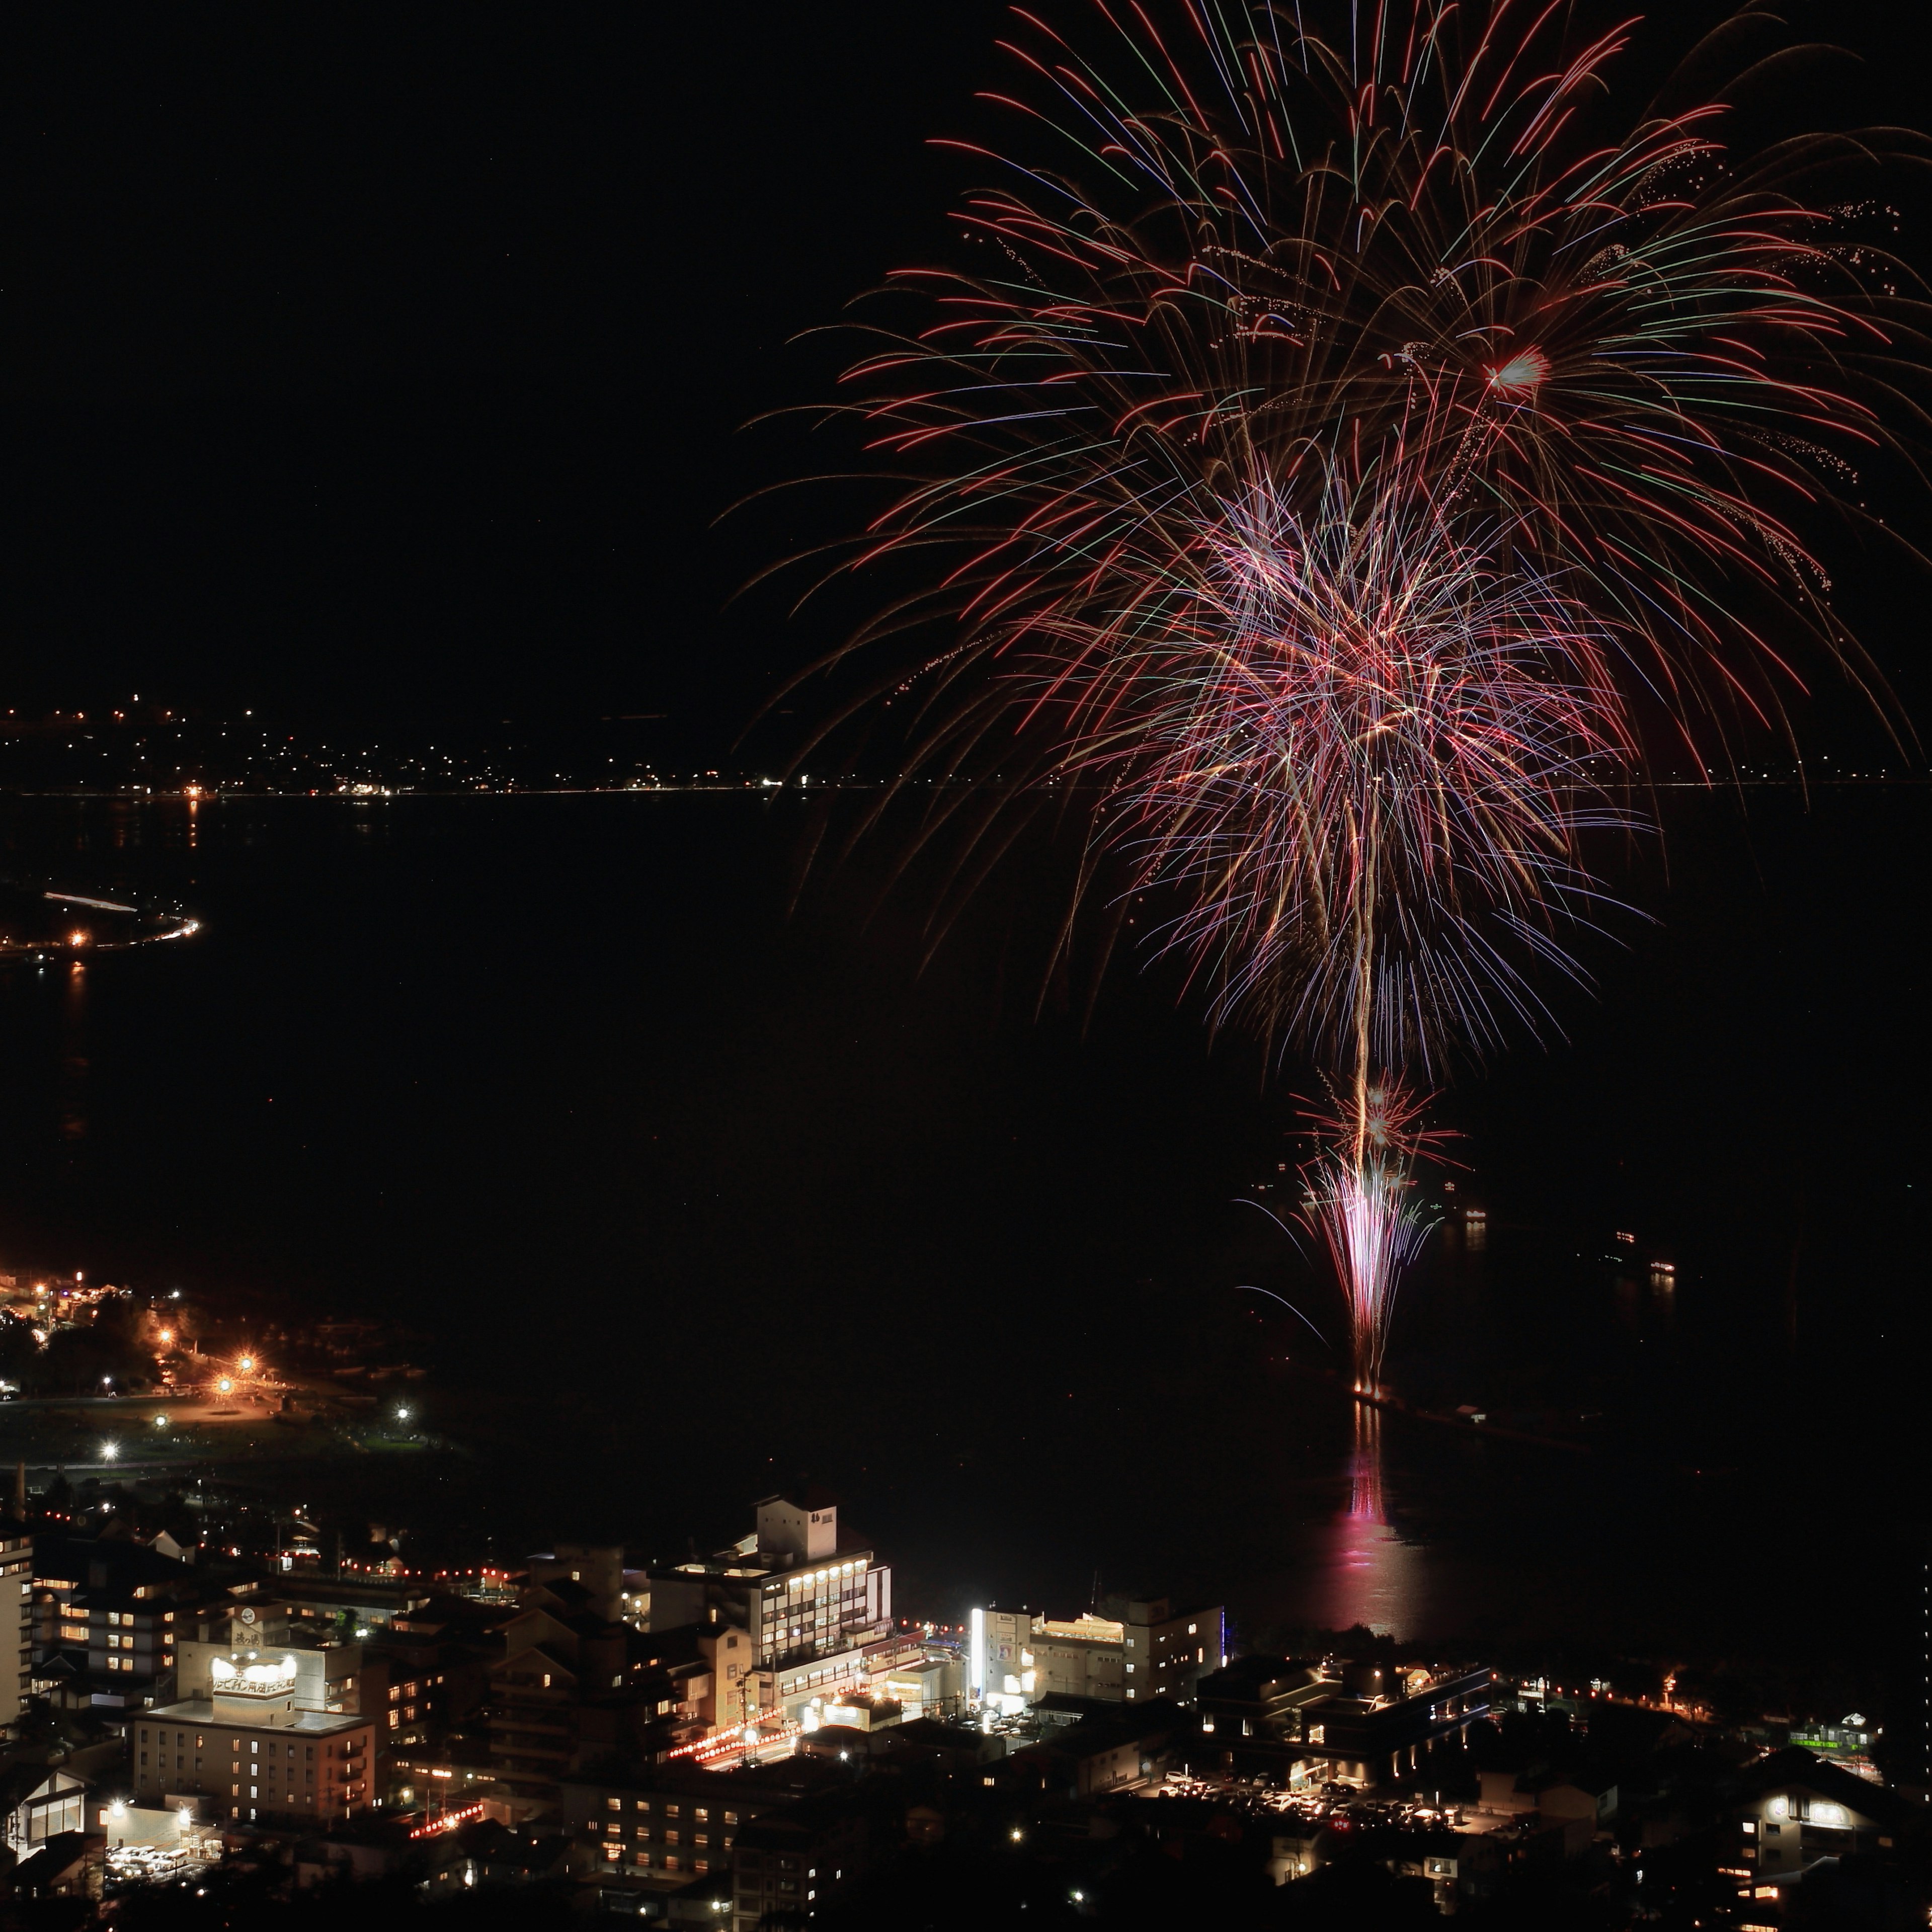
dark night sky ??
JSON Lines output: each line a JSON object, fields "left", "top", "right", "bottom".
{"left": 0, "top": 4, "right": 1005, "bottom": 746}
{"left": 4, "top": 2, "right": 1924, "bottom": 750}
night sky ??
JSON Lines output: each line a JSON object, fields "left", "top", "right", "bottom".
{"left": 0, "top": 5, "right": 998, "bottom": 744}
{"left": 8, "top": 2, "right": 1922, "bottom": 745}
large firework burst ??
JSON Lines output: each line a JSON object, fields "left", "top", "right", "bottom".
{"left": 769, "top": 1, "right": 1923, "bottom": 1376}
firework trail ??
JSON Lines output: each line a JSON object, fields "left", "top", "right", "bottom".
{"left": 772, "top": 1, "right": 1922, "bottom": 1377}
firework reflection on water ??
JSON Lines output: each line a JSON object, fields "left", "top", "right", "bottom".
{"left": 1302, "top": 1405, "right": 1425, "bottom": 1638}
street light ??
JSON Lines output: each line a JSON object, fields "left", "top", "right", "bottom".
{"left": 102, "top": 1442, "right": 118, "bottom": 1462}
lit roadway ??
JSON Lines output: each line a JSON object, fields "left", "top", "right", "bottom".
{"left": 3, "top": 1387, "right": 279, "bottom": 1420}
{"left": 7, "top": 1379, "right": 293, "bottom": 1474}
{"left": 2, "top": 1392, "right": 199, "bottom": 1410}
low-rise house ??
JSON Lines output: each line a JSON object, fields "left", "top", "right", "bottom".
{"left": 0, "top": 1762, "right": 90, "bottom": 1854}
{"left": 1530, "top": 1769, "right": 1618, "bottom": 1828}
{"left": 1010, "top": 1700, "right": 1183, "bottom": 1799}
{"left": 1735, "top": 1746, "right": 1923, "bottom": 1885}
{"left": 9, "top": 1826, "right": 103, "bottom": 1901}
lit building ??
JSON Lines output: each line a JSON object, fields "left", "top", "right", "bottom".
{"left": 483, "top": 1597, "right": 710, "bottom": 1817}
{"left": 635, "top": 1492, "right": 894, "bottom": 1721}
{"left": 176, "top": 1596, "right": 451, "bottom": 1806}
{"left": 972, "top": 1606, "right": 1035, "bottom": 1709}
{"left": 872, "top": 1653, "right": 965, "bottom": 1722}
{"left": 0, "top": 1512, "right": 30, "bottom": 1732}
{"left": 1195, "top": 1654, "right": 1334, "bottom": 1745}
{"left": 561, "top": 1766, "right": 766, "bottom": 1895}
{"left": 1291, "top": 1662, "right": 1491, "bottom": 1788}
{"left": 1195, "top": 1656, "right": 1492, "bottom": 1788}
{"left": 1735, "top": 1746, "right": 1922, "bottom": 1884}
{"left": 731, "top": 1791, "right": 869, "bottom": 1932}
{"left": 0, "top": 1765, "right": 89, "bottom": 1856}
{"left": 31, "top": 1532, "right": 200, "bottom": 1711}
{"left": 133, "top": 1643, "right": 377, "bottom": 1825}
{"left": 1117, "top": 1595, "right": 1227, "bottom": 1704}
{"left": 970, "top": 1595, "right": 1226, "bottom": 1712}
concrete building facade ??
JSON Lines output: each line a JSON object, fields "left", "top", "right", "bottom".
{"left": 134, "top": 1648, "right": 377, "bottom": 1825}
{"left": 634, "top": 1493, "right": 894, "bottom": 1722}
{"left": 0, "top": 1517, "right": 30, "bottom": 1732}
{"left": 972, "top": 1597, "right": 1227, "bottom": 1712}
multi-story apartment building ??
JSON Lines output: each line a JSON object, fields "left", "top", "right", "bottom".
{"left": 172, "top": 1594, "right": 463, "bottom": 1812}
{"left": 32, "top": 1533, "right": 201, "bottom": 1711}
{"left": 484, "top": 1603, "right": 697, "bottom": 1818}
{"left": 731, "top": 1792, "right": 869, "bottom": 1932}
{"left": 1117, "top": 1596, "right": 1227, "bottom": 1705}
{"left": 69, "top": 1585, "right": 181, "bottom": 1694}
{"left": 561, "top": 1766, "right": 762, "bottom": 1892}
{"left": 971, "top": 1595, "right": 1226, "bottom": 1712}
{"left": 0, "top": 1514, "right": 30, "bottom": 1733}
{"left": 528, "top": 1545, "right": 623, "bottom": 1623}
{"left": 560, "top": 1756, "right": 856, "bottom": 1916}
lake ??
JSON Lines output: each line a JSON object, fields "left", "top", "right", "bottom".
{"left": 0, "top": 791, "right": 1918, "bottom": 1714}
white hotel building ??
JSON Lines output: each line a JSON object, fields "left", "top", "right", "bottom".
{"left": 632, "top": 1492, "right": 897, "bottom": 1721}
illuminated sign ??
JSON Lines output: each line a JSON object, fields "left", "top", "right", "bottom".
{"left": 210, "top": 1655, "right": 298, "bottom": 1697}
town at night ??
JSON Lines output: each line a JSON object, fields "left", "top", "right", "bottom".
{"left": 0, "top": 2, "right": 1926, "bottom": 1927}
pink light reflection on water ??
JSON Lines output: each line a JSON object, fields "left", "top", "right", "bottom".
{"left": 1307, "top": 1402, "right": 1430, "bottom": 1636}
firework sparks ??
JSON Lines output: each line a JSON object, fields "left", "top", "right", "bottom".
{"left": 773, "top": 2, "right": 1924, "bottom": 1378}
{"left": 1094, "top": 461, "right": 1634, "bottom": 1068}
{"left": 1293, "top": 1077, "right": 1447, "bottom": 1389}
{"left": 781, "top": 0, "right": 1909, "bottom": 1053}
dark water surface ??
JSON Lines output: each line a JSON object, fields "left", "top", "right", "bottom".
{"left": 0, "top": 794, "right": 1920, "bottom": 1706}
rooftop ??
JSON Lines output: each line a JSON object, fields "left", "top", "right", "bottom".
{"left": 144, "top": 1697, "right": 370, "bottom": 1736}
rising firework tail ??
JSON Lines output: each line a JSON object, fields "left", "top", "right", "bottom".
{"left": 1294, "top": 1074, "right": 1452, "bottom": 1388}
